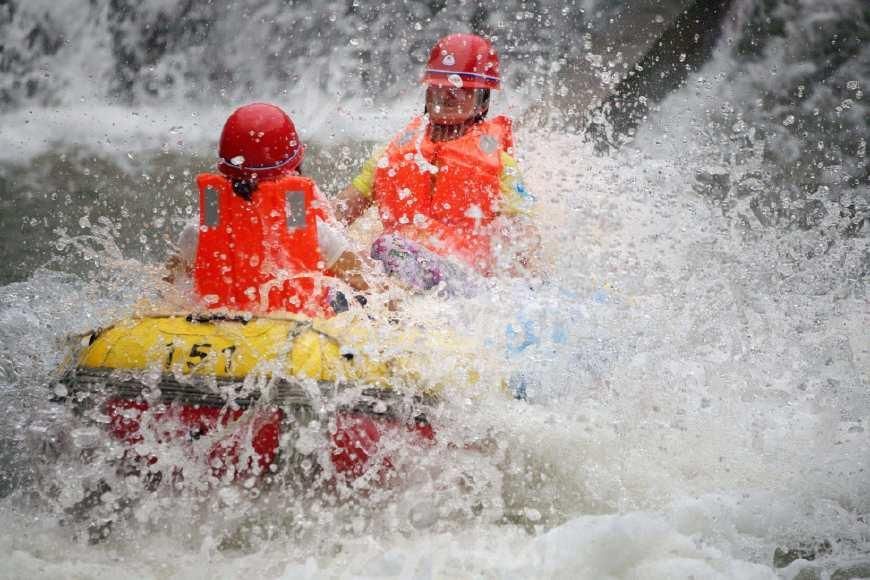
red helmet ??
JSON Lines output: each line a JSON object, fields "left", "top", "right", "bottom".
{"left": 422, "top": 33, "right": 501, "bottom": 90}
{"left": 217, "top": 103, "right": 304, "bottom": 180}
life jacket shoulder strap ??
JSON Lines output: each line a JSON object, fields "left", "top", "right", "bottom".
{"left": 386, "top": 117, "right": 426, "bottom": 152}
{"left": 195, "top": 173, "right": 323, "bottom": 229}
{"left": 195, "top": 173, "right": 316, "bottom": 196}
{"left": 196, "top": 173, "right": 231, "bottom": 228}
{"left": 484, "top": 115, "right": 514, "bottom": 153}
{"left": 255, "top": 174, "right": 323, "bottom": 227}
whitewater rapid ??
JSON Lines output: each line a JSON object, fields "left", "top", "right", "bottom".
{"left": 1, "top": 14, "right": 868, "bottom": 580}
{"left": 1, "top": 112, "right": 867, "bottom": 579}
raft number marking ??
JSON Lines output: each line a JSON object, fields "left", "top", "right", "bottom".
{"left": 164, "top": 343, "right": 237, "bottom": 373}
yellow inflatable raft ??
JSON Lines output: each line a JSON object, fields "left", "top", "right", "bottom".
{"left": 55, "top": 310, "right": 503, "bottom": 482}
{"left": 60, "top": 312, "right": 444, "bottom": 417}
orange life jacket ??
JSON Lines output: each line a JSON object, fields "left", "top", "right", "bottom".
{"left": 193, "top": 173, "right": 332, "bottom": 316}
{"left": 372, "top": 115, "right": 513, "bottom": 274}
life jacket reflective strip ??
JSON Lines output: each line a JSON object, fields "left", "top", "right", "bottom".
{"left": 372, "top": 115, "right": 513, "bottom": 274}
{"left": 193, "top": 173, "right": 332, "bottom": 316}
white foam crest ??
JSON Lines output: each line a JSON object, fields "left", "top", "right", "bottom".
{"left": 0, "top": 95, "right": 420, "bottom": 164}
{"left": 1, "top": 496, "right": 795, "bottom": 579}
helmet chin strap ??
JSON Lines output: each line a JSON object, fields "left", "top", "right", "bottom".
{"left": 426, "top": 90, "right": 490, "bottom": 142}
{"left": 228, "top": 164, "right": 303, "bottom": 200}
{"left": 231, "top": 176, "right": 257, "bottom": 200}
{"left": 428, "top": 120, "right": 475, "bottom": 142}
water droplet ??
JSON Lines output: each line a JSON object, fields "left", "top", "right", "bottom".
{"left": 524, "top": 507, "right": 542, "bottom": 522}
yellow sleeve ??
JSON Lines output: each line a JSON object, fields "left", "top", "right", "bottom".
{"left": 350, "top": 147, "right": 386, "bottom": 199}
{"left": 498, "top": 151, "right": 535, "bottom": 216}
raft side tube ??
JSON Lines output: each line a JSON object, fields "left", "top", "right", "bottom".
{"left": 59, "top": 366, "right": 436, "bottom": 421}
{"left": 70, "top": 314, "right": 397, "bottom": 387}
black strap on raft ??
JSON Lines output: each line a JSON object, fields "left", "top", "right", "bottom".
{"left": 186, "top": 313, "right": 253, "bottom": 324}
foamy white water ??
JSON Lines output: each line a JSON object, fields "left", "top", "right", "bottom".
{"left": 1, "top": 114, "right": 866, "bottom": 578}
{"left": 1, "top": 1, "right": 868, "bottom": 578}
